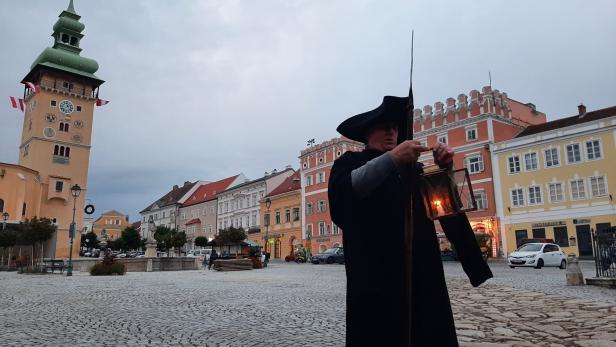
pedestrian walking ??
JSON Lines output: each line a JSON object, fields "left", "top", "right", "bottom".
{"left": 208, "top": 249, "right": 218, "bottom": 270}
{"left": 329, "top": 95, "right": 493, "bottom": 346}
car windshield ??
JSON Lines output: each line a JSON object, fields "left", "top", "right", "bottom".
{"left": 516, "top": 244, "right": 543, "bottom": 252}
{"left": 323, "top": 248, "right": 338, "bottom": 254}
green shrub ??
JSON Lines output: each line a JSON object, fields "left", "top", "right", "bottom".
{"left": 90, "top": 262, "right": 126, "bottom": 276}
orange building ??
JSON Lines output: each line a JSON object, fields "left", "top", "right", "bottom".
{"left": 299, "top": 138, "right": 364, "bottom": 255}
{"left": 251, "top": 171, "right": 303, "bottom": 259}
{"left": 92, "top": 210, "right": 130, "bottom": 242}
{"left": 414, "top": 86, "right": 546, "bottom": 257}
{"left": 0, "top": 1, "right": 104, "bottom": 260}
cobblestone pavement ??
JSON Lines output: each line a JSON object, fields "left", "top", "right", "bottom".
{"left": 0, "top": 261, "right": 614, "bottom": 347}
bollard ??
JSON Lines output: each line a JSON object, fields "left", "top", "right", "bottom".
{"left": 566, "top": 254, "right": 584, "bottom": 286}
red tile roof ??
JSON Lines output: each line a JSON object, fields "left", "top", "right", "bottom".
{"left": 182, "top": 175, "right": 240, "bottom": 207}
{"left": 185, "top": 218, "right": 201, "bottom": 226}
{"left": 267, "top": 170, "right": 300, "bottom": 197}
{"left": 140, "top": 181, "right": 197, "bottom": 213}
{"left": 516, "top": 106, "right": 616, "bottom": 137}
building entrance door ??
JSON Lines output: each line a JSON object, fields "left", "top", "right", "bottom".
{"left": 575, "top": 225, "right": 593, "bottom": 257}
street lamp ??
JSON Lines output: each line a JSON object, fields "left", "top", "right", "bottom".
{"left": 66, "top": 184, "right": 81, "bottom": 276}
{"left": 264, "top": 198, "right": 271, "bottom": 254}
{"left": 2, "top": 212, "right": 9, "bottom": 231}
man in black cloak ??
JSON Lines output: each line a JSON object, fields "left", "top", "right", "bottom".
{"left": 328, "top": 96, "right": 493, "bottom": 346}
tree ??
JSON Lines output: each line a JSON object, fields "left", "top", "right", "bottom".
{"left": 17, "top": 217, "right": 56, "bottom": 266}
{"left": 85, "top": 231, "right": 99, "bottom": 251}
{"left": 154, "top": 225, "right": 173, "bottom": 255}
{"left": 121, "top": 227, "right": 141, "bottom": 251}
{"left": 0, "top": 228, "right": 17, "bottom": 266}
{"left": 109, "top": 238, "right": 127, "bottom": 252}
{"left": 219, "top": 226, "right": 246, "bottom": 244}
{"left": 194, "top": 236, "right": 209, "bottom": 248}
{"left": 172, "top": 231, "right": 187, "bottom": 255}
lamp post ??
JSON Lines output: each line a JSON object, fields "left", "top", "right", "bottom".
{"left": 66, "top": 184, "right": 81, "bottom": 276}
{"left": 264, "top": 198, "right": 271, "bottom": 254}
{"left": 2, "top": 212, "right": 9, "bottom": 231}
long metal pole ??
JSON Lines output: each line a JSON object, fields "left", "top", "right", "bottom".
{"left": 67, "top": 195, "right": 77, "bottom": 276}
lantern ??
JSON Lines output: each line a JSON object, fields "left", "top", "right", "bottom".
{"left": 419, "top": 165, "right": 477, "bottom": 220}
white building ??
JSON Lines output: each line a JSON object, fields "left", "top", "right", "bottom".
{"left": 217, "top": 167, "right": 294, "bottom": 232}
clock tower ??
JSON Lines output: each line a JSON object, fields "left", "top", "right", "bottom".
{"left": 18, "top": 0, "right": 104, "bottom": 258}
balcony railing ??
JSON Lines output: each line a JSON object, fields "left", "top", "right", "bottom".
{"left": 52, "top": 156, "right": 69, "bottom": 165}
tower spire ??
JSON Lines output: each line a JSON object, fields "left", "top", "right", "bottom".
{"left": 67, "top": 0, "right": 76, "bottom": 14}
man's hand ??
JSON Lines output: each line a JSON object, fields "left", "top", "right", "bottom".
{"left": 432, "top": 143, "right": 454, "bottom": 167}
{"left": 390, "top": 140, "right": 431, "bottom": 166}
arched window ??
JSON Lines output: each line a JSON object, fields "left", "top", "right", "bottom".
{"left": 54, "top": 145, "right": 59, "bottom": 155}
{"left": 0, "top": 198, "right": 4, "bottom": 212}
{"left": 70, "top": 37, "right": 78, "bottom": 46}
{"left": 65, "top": 147, "right": 70, "bottom": 157}
{"left": 59, "top": 146, "right": 65, "bottom": 156}
{"left": 62, "top": 34, "right": 69, "bottom": 43}
{"left": 22, "top": 203, "right": 26, "bottom": 216}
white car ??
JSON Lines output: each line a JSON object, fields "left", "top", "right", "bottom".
{"left": 508, "top": 243, "right": 567, "bottom": 269}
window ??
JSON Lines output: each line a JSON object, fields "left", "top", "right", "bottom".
{"left": 586, "top": 140, "right": 602, "bottom": 160}
{"left": 22, "top": 202, "right": 26, "bottom": 216}
{"left": 548, "top": 183, "right": 564, "bottom": 203}
{"left": 465, "top": 154, "right": 484, "bottom": 174}
{"left": 275, "top": 210, "right": 281, "bottom": 224}
{"left": 508, "top": 155, "right": 520, "bottom": 174}
{"left": 524, "top": 153, "right": 538, "bottom": 171}
{"left": 70, "top": 36, "right": 78, "bottom": 46}
{"left": 554, "top": 226, "right": 569, "bottom": 247}
{"left": 437, "top": 134, "right": 447, "bottom": 144}
{"left": 515, "top": 230, "right": 528, "bottom": 248}
{"left": 511, "top": 188, "right": 524, "bottom": 207}
{"left": 317, "top": 200, "right": 327, "bottom": 213}
{"left": 544, "top": 148, "right": 559, "bottom": 167}
{"left": 589, "top": 176, "right": 607, "bottom": 197}
{"left": 53, "top": 145, "right": 71, "bottom": 158}
{"left": 466, "top": 127, "right": 477, "bottom": 141}
{"left": 566, "top": 144, "right": 581, "bottom": 163}
{"left": 50, "top": 100, "right": 57, "bottom": 107}
{"left": 528, "top": 186, "right": 542, "bottom": 205}
{"left": 570, "top": 179, "right": 586, "bottom": 200}
{"left": 319, "top": 222, "right": 326, "bottom": 236}
{"left": 317, "top": 172, "right": 325, "bottom": 184}
{"left": 306, "top": 224, "right": 313, "bottom": 238}
{"left": 61, "top": 34, "right": 69, "bottom": 43}
{"left": 473, "top": 190, "right": 488, "bottom": 210}
{"left": 115, "top": 219, "right": 120, "bottom": 225}
{"left": 306, "top": 202, "right": 313, "bottom": 214}
{"left": 532, "top": 228, "right": 546, "bottom": 239}
{"left": 332, "top": 223, "right": 339, "bottom": 235}
{"left": 0, "top": 199, "right": 4, "bottom": 213}
{"left": 55, "top": 181, "right": 64, "bottom": 192}
{"left": 264, "top": 213, "right": 270, "bottom": 226}
{"left": 293, "top": 208, "right": 300, "bottom": 221}
{"left": 76, "top": 106, "right": 82, "bottom": 112}
{"left": 285, "top": 209, "right": 290, "bottom": 223}
{"left": 305, "top": 175, "right": 313, "bottom": 186}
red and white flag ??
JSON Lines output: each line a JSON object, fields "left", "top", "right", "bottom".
{"left": 25, "top": 82, "right": 41, "bottom": 93}
{"left": 96, "top": 98, "right": 110, "bottom": 106}
{"left": 9, "top": 96, "right": 24, "bottom": 111}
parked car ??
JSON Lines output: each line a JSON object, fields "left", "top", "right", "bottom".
{"left": 312, "top": 247, "right": 344, "bottom": 264}
{"left": 508, "top": 243, "right": 567, "bottom": 269}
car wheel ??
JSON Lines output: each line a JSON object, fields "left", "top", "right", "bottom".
{"left": 509, "top": 266, "right": 515, "bottom": 269}
{"left": 326, "top": 257, "right": 334, "bottom": 264}
{"left": 535, "top": 259, "right": 543, "bottom": 269}
{"left": 559, "top": 259, "right": 567, "bottom": 269}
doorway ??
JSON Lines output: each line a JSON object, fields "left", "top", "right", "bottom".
{"left": 575, "top": 224, "right": 593, "bottom": 257}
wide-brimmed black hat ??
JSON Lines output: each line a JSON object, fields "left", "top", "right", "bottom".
{"left": 337, "top": 95, "right": 409, "bottom": 144}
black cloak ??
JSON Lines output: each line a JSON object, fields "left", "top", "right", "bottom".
{"left": 329, "top": 149, "right": 493, "bottom": 346}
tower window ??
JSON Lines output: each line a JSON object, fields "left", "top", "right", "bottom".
{"left": 54, "top": 145, "right": 71, "bottom": 158}
{"left": 22, "top": 203, "right": 26, "bottom": 216}
{"left": 54, "top": 145, "right": 59, "bottom": 155}
{"left": 76, "top": 106, "right": 82, "bottom": 112}
{"left": 59, "top": 122, "right": 70, "bottom": 132}
{"left": 51, "top": 100, "right": 57, "bottom": 107}
{"left": 70, "top": 37, "right": 78, "bottom": 46}
{"left": 55, "top": 181, "right": 64, "bottom": 192}
{"left": 62, "top": 34, "right": 69, "bottom": 43}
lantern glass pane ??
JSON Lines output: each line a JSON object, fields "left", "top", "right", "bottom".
{"left": 420, "top": 168, "right": 477, "bottom": 220}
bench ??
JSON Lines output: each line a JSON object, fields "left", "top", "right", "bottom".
{"left": 43, "top": 259, "right": 65, "bottom": 274}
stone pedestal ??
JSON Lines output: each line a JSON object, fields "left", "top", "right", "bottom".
{"left": 146, "top": 258, "right": 153, "bottom": 272}
{"left": 566, "top": 255, "right": 585, "bottom": 286}
{"left": 145, "top": 240, "right": 157, "bottom": 258}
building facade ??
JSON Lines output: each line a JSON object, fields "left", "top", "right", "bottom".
{"left": 139, "top": 181, "right": 201, "bottom": 240}
{"left": 414, "top": 86, "right": 546, "bottom": 257}
{"left": 217, "top": 168, "right": 293, "bottom": 233}
{"left": 299, "top": 137, "right": 364, "bottom": 254}
{"left": 492, "top": 105, "right": 616, "bottom": 258}
{"left": 0, "top": 1, "right": 104, "bottom": 259}
{"left": 92, "top": 210, "right": 130, "bottom": 241}
{"left": 250, "top": 171, "right": 302, "bottom": 259}
{"left": 178, "top": 174, "right": 245, "bottom": 249}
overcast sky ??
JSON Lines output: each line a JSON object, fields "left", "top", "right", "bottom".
{"left": 1, "top": 0, "right": 615, "bottom": 221}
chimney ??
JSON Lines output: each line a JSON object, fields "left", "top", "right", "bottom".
{"left": 184, "top": 181, "right": 191, "bottom": 186}
{"left": 578, "top": 103, "right": 587, "bottom": 117}
{"left": 173, "top": 185, "right": 179, "bottom": 190}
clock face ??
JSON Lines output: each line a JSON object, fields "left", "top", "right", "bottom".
{"left": 73, "top": 120, "right": 84, "bottom": 129}
{"left": 59, "top": 100, "right": 74, "bottom": 114}
{"left": 46, "top": 113, "right": 57, "bottom": 123}
{"left": 72, "top": 134, "right": 82, "bottom": 143}
{"left": 43, "top": 127, "right": 56, "bottom": 138}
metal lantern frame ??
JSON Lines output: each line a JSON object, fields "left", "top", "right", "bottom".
{"left": 419, "top": 166, "right": 477, "bottom": 220}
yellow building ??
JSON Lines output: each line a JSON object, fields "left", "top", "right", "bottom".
{"left": 248, "top": 171, "right": 302, "bottom": 259}
{"left": 92, "top": 210, "right": 130, "bottom": 241}
{"left": 492, "top": 105, "right": 616, "bottom": 258}
{"left": 0, "top": 1, "right": 104, "bottom": 260}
